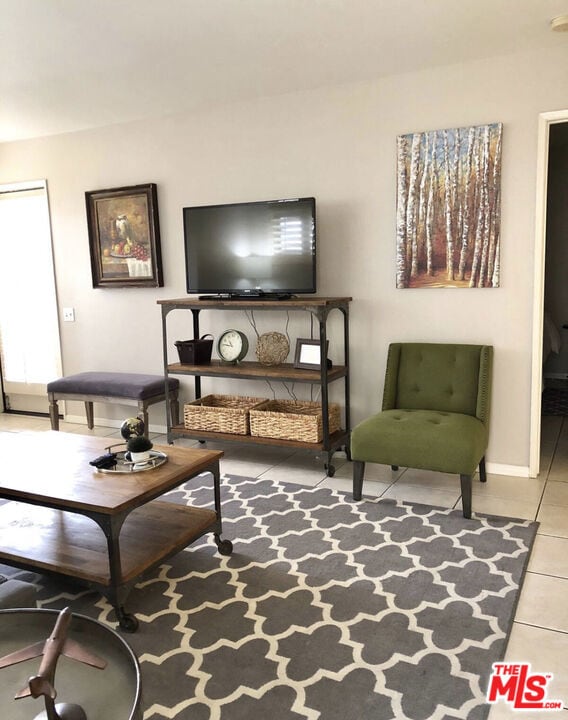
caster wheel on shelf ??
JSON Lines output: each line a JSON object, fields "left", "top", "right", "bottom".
{"left": 118, "top": 613, "right": 139, "bottom": 633}
{"left": 217, "top": 539, "right": 233, "bottom": 556}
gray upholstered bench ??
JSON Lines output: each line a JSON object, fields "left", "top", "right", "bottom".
{"left": 47, "top": 372, "right": 180, "bottom": 434}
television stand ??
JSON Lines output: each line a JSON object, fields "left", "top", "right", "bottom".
{"left": 158, "top": 296, "right": 352, "bottom": 476}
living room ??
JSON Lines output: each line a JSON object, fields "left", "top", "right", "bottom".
{"left": 0, "top": 2, "right": 567, "bottom": 718}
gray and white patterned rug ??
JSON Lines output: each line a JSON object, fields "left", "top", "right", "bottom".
{"left": 31, "top": 474, "right": 537, "bottom": 720}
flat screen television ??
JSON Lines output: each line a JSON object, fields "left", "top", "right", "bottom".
{"left": 183, "top": 197, "right": 316, "bottom": 298}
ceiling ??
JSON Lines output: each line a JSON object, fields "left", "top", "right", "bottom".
{"left": 1, "top": 0, "right": 567, "bottom": 143}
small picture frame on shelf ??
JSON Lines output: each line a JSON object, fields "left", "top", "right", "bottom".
{"left": 294, "top": 338, "right": 329, "bottom": 370}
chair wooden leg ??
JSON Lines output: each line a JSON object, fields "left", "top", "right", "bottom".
{"left": 479, "top": 456, "right": 487, "bottom": 483}
{"left": 460, "top": 474, "right": 472, "bottom": 519}
{"left": 353, "top": 461, "right": 365, "bottom": 501}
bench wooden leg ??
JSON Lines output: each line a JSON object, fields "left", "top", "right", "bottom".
{"left": 138, "top": 402, "right": 149, "bottom": 437}
{"left": 170, "top": 390, "right": 180, "bottom": 426}
{"left": 84, "top": 402, "right": 94, "bottom": 429}
{"left": 48, "top": 395, "right": 60, "bottom": 431}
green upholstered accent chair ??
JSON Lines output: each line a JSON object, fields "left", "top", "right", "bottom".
{"left": 351, "top": 343, "right": 493, "bottom": 518}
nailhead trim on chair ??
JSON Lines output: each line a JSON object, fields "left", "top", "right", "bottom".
{"left": 476, "top": 346, "right": 493, "bottom": 428}
{"left": 382, "top": 344, "right": 401, "bottom": 411}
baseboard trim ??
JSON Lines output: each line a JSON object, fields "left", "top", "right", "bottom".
{"left": 485, "top": 462, "right": 530, "bottom": 478}
{"left": 64, "top": 414, "right": 168, "bottom": 435}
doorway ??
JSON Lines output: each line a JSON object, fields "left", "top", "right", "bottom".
{"left": 530, "top": 110, "right": 568, "bottom": 477}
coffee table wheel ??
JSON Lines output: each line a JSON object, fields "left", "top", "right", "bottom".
{"left": 117, "top": 611, "right": 139, "bottom": 633}
{"left": 215, "top": 535, "right": 233, "bottom": 556}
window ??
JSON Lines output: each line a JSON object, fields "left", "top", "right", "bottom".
{"left": 0, "top": 180, "right": 61, "bottom": 410}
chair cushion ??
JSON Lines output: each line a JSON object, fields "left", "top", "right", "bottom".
{"left": 47, "top": 372, "right": 179, "bottom": 400}
{"left": 351, "top": 409, "right": 488, "bottom": 476}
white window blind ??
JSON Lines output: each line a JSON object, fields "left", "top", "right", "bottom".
{"left": 0, "top": 181, "right": 62, "bottom": 398}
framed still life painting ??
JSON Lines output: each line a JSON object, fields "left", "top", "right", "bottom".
{"left": 86, "top": 183, "right": 164, "bottom": 288}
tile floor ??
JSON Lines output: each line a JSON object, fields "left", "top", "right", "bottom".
{"left": 1, "top": 412, "right": 567, "bottom": 716}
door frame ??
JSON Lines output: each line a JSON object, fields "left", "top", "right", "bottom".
{"left": 529, "top": 109, "right": 568, "bottom": 477}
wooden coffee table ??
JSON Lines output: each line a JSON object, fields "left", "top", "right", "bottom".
{"left": 0, "top": 432, "right": 231, "bottom": 631}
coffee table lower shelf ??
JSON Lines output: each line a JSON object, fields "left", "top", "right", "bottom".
{"left": 0, "top": 500, "right": 223, "bottom": 628}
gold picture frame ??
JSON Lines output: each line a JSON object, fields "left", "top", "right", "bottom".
{"left": 86, "top": 183, "right": 163, "bottom": 288}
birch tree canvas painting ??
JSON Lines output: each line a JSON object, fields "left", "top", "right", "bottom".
{"left": 396, "top": 122, "right": 502, "bottom": 288}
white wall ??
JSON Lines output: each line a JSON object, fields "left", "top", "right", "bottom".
{"left": 1, "top": 44, "right": 567, "bottom": 473}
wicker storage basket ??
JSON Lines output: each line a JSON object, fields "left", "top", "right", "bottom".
{"left": 184, "top": 394, "right": 268, "bottom": 435}
{"left": 249, "top": 399, "right": 341, "bottom": 443}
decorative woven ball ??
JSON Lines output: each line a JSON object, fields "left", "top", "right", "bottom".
{"left": 255, "top": 332, "right": 290, "bottom": 365}
{"left": 120, "top": 416, "right": 145, "bottom": 440}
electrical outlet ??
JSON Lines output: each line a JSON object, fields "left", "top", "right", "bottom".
{"left": 63, "top": 307, "right": 75, "bottom": 322}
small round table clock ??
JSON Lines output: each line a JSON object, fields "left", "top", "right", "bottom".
{"left": 217, "top": 329, "right": 249, "bottom": 364}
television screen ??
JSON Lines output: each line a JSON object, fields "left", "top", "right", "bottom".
{"left": 183, "top": 197, "right": 316, "bottom": 297}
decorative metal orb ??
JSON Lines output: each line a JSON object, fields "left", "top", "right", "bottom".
{"left": 120, "top": 416, "right": 145, "bottom": 440}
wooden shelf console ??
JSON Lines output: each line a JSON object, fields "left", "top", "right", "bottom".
{"left": 157, "top": 296, "right": 352, "bottom": 475}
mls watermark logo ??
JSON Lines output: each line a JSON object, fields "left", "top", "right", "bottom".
{"left": 487, "top": 663, "right": 563, "bottom": 711}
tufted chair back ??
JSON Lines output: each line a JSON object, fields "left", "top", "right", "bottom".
{"left": 382, "top": 343, "right": 492, "bottom": 425}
